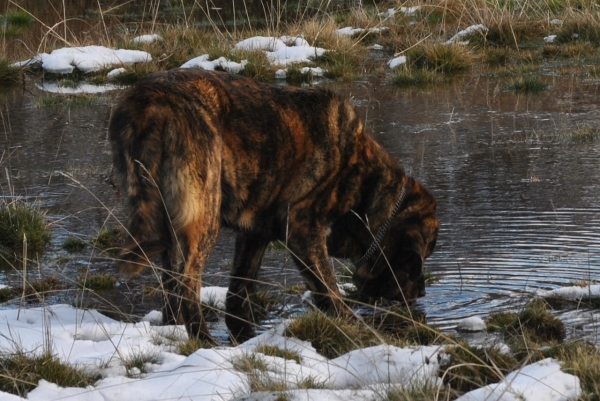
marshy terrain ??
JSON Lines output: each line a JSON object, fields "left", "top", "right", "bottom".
{"left": 1, "top": 0, "right": 600, "bottom": 400}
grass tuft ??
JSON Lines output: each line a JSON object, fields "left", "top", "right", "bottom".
{"left": 286, "top": 311, "right": 382, "bottom": 359}
{"left": 486, "top": 302, "right": 565, "bottom": 343}
{"left": 406, "top": 43, "right": 472, "bottom": 74}
{"left": 237, "top": 51, "right": 274, "bottom": 82}
{"left": 391, "top": 67, "right": 442, "bottom": 87}
{"left": 4, "top": 11, "right": 33, "bottom": 27}
{"left": 484, "top": 47, "right": 510, "bottom": 67}
{"left": 91, "top": 228, "right": 124, "bottom": 255}
{"left": 507, "top": 77, "right": 546, "bottom": 94}
{"left": 107, "top": 66, "right": 152, "bottom": 86}
{"left": 556, "top": 16, "right": 600, "bottom": 45}
{"left": 78, "top": 272, "right": 116, "bottom": 291}
{"left": 62, "top": 236, "right": 86, "bottom": 253}
{"left": 441, "top": 342, "right": 519, "bottom": 393}
{"left": 178, "top": 337, "right": 215, "bottom": 356}
{"left": 550, "top": 341, "right": 600, "bottom": 398}
{"left": 0, "top": 351, "right": 98, "bottom": 396}
{"left": 285, "top": 64, "right": 315, "bottom": 85}
{"left": 560, "top": 127, "right": 600, "bottom": 143}
{"left": 0, "top": 200, "right": 50, "bottom": 257}
{"left": 385, "top": 383, "right": 450, "bottom": 401}
{"left": 122, "top": 350, "right": 160, "bottom": 377}
{"left": 314, "top": 46, "right": 362, "bottom": 81}
{"left": 255, "top": 345, "right": 302, "bottom": 364}
{"left": 232, "top": 354, "right": 287, "bottom": 392}
{"left": 0, "top": 59, "right": 21, "bottom": 90}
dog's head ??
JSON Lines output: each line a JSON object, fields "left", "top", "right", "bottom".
{"left": 352, "top": 180, "right": 439, "bottom": 303}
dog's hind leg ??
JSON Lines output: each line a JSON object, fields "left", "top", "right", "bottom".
{"left": 225, "top": 233, "right": 270, "bottom": 344}
{"left": 160, "top": 146, "right": 223, "bottom": 342}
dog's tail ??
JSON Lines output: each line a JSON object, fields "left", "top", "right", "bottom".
{"left": 109, "top": 95, "right": 171, "bottom": 277}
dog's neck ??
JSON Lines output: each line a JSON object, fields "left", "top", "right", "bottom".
{"left": 354, "top": 184, "right": 408, "bottom": 268}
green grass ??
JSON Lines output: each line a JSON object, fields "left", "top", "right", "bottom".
{"left": 0, "top": 200, "right": 50, "bottom": 256}
{"left": 286, "top": 311, "right": 383, "bottom": 359}
{"left": 91, "top": 228, "right": 124, "bottom": 254}
{"left": 3, "top": 11, "right": 33, "bottom": 27}
{"left": 0, "top": 10, "right": 33, "bottom": 38}
{"left": 0, "top": 351, "right": 98, "bottom": 396}
{"left": 62, "top": 236, "right": 86, "bottom": 252}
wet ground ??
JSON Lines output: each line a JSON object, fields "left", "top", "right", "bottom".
{"left": 1, "top": 69, "right": 600, "bottom": 343}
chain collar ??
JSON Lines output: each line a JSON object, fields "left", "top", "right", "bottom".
{"left": 354, "top": 185, "right": 407, "bottom": 269}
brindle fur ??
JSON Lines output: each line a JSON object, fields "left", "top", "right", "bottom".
{"left": 109, "top": 69, "right": 439, "bottom": 343}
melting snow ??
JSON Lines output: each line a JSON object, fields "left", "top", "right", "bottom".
{"left": 0, "top": 301, "right": 583, "bottom": 401}
{"left": 132, "top": 34, "right": 162, "bottom": 44}
{"left": 456, "top": 316, "right": 486, "bottom": 332}
{"left": 445, "top": 24, "right": 488, "bottom": 44}
{"left": 456, "top": 358, "right": 581, "bottom": 401}
{"left": 14, "top": 46, "right": 152, "bottom": 74}
{"left": 537, "top": 284, "right": 600, "bottom": 301}
{"left": 388, "top": 55, "right": 407, "bottom": 69}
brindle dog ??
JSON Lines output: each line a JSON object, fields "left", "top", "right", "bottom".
{"left": 109, "top": 68, "right": 439, "bottom": 343}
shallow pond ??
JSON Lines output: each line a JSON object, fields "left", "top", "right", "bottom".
{"left": 1, "top": 70, "right": 600, "bottom": 343}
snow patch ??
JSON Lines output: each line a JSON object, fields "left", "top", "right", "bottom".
{"left": 537, "top": 284, "right": 600, "bottom": 301}
{"left": 388, "top": 55, "right": 407, "bottom": 69}
{"left": 132, "top": 34, "right": 162, "bottom": 44}
{"left": 0, "top": 305, "right": 583, "bottom": 401}
{"left": 181, "top": 55, "right": 248, "bottom": 73}
{"left": 36, "top": 82, "right": 122, "bottom": 94}
{"left": 14, "top": 46, "right": 152, "bottom": 74}
{"left": 456, "top": 358, "right": 581, "bottom": 401}
{"left": 445, "top": 24, "right": 488, "bottom": 44}
{"left": 456, "top": 316, "right": 486, "bottom": 332}
{"left": 107, "top": 67, "right": 126, "bottom": 78}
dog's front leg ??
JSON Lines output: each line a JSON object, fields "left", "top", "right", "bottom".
{"left": 286, "top": 221, "right": 347, "bottom": 315}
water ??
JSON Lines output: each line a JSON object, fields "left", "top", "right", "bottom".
{"left": 1, "top": 71, "right": 600, "bottom": 341}
{"left": 337, "top": 73, "right": 600, "bottom": 340}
